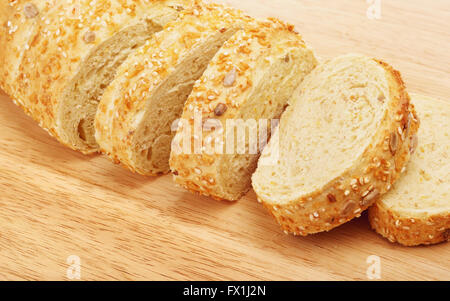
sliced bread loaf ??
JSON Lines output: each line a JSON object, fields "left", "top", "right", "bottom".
{"left": 11, "top": 0, "right": 189, "bottom": 154}
{"left": 0, "top": 0, "right": 56, "bottom": 100}
{"left": 369, "top": 94, "right": 449, "bottom": 246}
{"left": 95, "top": 2, "right": 252, "bottom": 175}
{"left": 252, "top": 54, "right": 419, "bottom": 236}
{"left": 169, "top": 19, "right": 318, "bottom": 201}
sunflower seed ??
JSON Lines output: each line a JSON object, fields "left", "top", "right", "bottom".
{"left": 223, "top": 68, "right": 237, "bottom": 87}
{"left": 24, "top": 3, "right": 39, "bottom": 18}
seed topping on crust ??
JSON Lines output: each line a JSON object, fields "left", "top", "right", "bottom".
{"left": 341, "top": 200, "right": 356, "bottom": 216}
{"left": 214, "top": 103, "right": 228, "bottom": 116}
{"left": 327, "top": 193, "right": 337, "bottom": 203}
{"left": 361, "top": 189, "right": 380, "bottom": 206}
{"left": 389, "top": 132, "right": 398, "bottom": 155}
{"left": 24, "top": 3, "right": 39, "bottom": 19}
{"left": 223, "top": 68, "right": 237, "bottom": 87}
{"left": 83, "top": 31, "right": 96, "bottom": 44}
{"left": 284, "top": 54, "right": 290, "bottom": 63}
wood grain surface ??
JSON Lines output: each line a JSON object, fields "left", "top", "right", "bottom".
{"left": 0, "top": 0, "right": 449, "bottom": 281}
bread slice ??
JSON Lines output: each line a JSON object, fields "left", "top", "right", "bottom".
{"left": 252, "top": 54, "right": 419, "bottom": 236}
{"left": 0, "top": 0, "right": 56, "bottom": 100}
{"left": 95, "top": 2, "right": 252, "bottom": 175}
{"left": 11, "top": 0, "right": 189, "bottom": 154}
{"left": 369, "top": 94, "right": 449, "bottom": 246}
{"left": 169, "top": 19, "right": 318, "bottom": 201}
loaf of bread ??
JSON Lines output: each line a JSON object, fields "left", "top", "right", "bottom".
{"left": 95, "top": 2, "right": 253, "bottom": 175}
{"left": 169, "top": 18, "right": 317, "bottom": 201}
{"left": 369, "top": 94, "right": 449, "bottom": 246}
{"left": 0, "top": 1, "right": 56, "bottom": 99}
{"left": 3, "top": 2, "right": 445, "bottom": 247}
{"left": 252, "top": 54, "right": 419, "bottom": 236}
{"left": 2, "top": 0, "right": 189, "bottom": 154}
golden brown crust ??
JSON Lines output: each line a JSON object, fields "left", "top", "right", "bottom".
{"left": 368, "top": 94, "right": 449, "bottom": 247}
{"left": 0, "top": 0, "right": 56, "bottom": 103}
{"left": 368, "top": 202, "right": 450, "bottom": 246}
{"left": 256, "top": 58, "right": 420, "bottom": 236}
{"left": 95, "top": 1, "right": 253, "bottom": 174}
{"left": 4, "top": 0, "right": 189, "bottom": 154}
{"left": 169, "top": 17, "right": 315, "bottom": 201}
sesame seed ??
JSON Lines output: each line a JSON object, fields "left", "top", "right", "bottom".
{"left": 358, "top": 177, "right": 364, "bottom": 185}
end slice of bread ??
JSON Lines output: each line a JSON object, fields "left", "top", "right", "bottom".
{"left": 12, "top": 0, "right": 189, "bottom": 154}
{"left": 95, "top": 2, "right": 252, "bottom": 175}
{"left": 369, "top": 94, "right": 449, "bottom": 246}
{"left": 252, "top": 54, "right": 419, "bottom": 236}
{"left": 169, "top": 18, "right": 317, "bottom": 201}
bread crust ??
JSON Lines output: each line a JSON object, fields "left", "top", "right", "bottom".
{"left": 368, "top": 94, "right": 449, "bottom": 246}
{"left": 369, "top": 202, "right": 449, "bottom": 246}
{"left": 0, "top": 0, "right": 56, "bottom": 100}
{"left": 254, "top": 58, "right": 420, "bottom": 236}
{"left": 4, "top": 0, "right": 188, "bottom": 154}
{"left": 169, "top": 18, "right": 317, "bottom": 201}
{"left": 95, "top": 1, "right": 252, "bottom": 175}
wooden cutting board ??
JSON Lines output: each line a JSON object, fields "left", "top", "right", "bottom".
{"left": 0, "top": 0, "right": 448, "bottom": 281}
